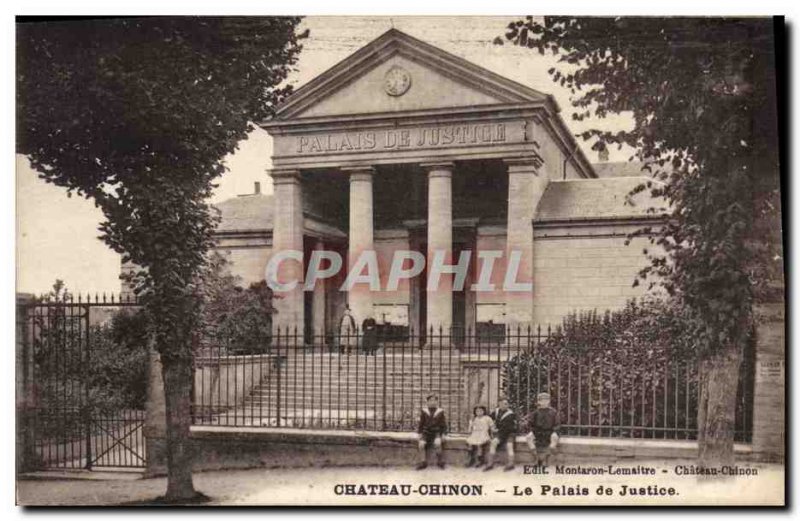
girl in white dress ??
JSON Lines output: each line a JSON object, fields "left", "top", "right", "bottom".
{"left": 466, "top": 406, "right": 494, "bottom": 467}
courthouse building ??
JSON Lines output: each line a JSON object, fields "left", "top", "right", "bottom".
{"left": 211, "top": 28, "right": 664, "bottom": 339}
{"left": 112, "top": 28, "right": 779, "bottom": 463}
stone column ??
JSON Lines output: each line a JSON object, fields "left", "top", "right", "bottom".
{"left": 270, "top": 169, "right": 305, "bottom": 333}
{"left": 311, "top": 238, "right": 327, "bottom": 339}
{"left": 504, "top": 156, "right": 547, "bottom": 330}
{"left": 424, "top": 162, "right": 454, "bottom": 338}
{"left": 344, "top": 166, "right": 375, "bottom": 327}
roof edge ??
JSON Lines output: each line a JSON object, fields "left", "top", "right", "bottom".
{"left": 274, "top": 28, "right": 549, "bottom": 120}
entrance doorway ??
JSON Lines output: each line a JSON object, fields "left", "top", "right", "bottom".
{"left": 409, "top": 234, "right": 475, "bottom": 346}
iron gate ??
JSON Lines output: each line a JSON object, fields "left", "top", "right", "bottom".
{"left": 19, "top": 296, "right": 147, "bottom": 470}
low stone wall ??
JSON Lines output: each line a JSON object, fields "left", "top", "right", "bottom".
{"left": 193, "top": 353, "right": 275, "bottom": 413}
{"left": 145, "top": 426, "right": 756, "bottom": 476}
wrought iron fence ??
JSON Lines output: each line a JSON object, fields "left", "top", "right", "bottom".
{"left": 190, "top": 326, "right": 755, "bottom": 442}
{"left": 18, "top": 289, "right": 755, "bottom": 473}
{"left": 18, "top": 294, "right": 147, "bottom": 470}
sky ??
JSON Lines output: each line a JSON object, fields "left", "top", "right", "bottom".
{"left": 16, "top": 16, "right": 633, "bottom": 296}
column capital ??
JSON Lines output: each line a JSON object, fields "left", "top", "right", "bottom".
{"left": 269, "top": 168, "right": 302, "bottom": 185}
{"left": 504, "top": 155, "right": 544, "bottom": 174}
{"left": 342, "top": 165, "right": 375, "bottom": 183}
{"left": 420, "top": 161, "right": 455, "bottom": 171}
{"left": 421, "top": 161, "right": 454, "bottom": 180}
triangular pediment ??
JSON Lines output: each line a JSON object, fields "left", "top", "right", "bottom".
{"left": 274, "top": 29, "right": 548, "bottom": 120}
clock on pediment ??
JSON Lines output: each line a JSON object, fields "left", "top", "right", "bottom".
{"left": 383, "top": 66, "right": 412, "bottom": 97}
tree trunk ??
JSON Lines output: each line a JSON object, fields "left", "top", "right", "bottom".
{"left": 160, "top": 356, "right": 199, "bottom": 501}
{"left": 697, "top": 341, "right": 743, "bottom": 471}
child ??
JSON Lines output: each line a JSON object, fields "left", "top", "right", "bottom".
{"left": 486, "top": 397, "right": 518, "bottom": 471}
{"left": 525, "top": 392, "right": 560, "bottom": 467}
{"left": 416, "top": 394, "right": 448, "bottom": 470}
{"left": 465, "top": 405, "right": 493, "bottom": 467}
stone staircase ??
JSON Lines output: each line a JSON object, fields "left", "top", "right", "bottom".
{"left": 241, "top": 348, "right": 464, "bottom": 430}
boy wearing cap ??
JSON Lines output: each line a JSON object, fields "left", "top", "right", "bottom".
{"left": 526, "top": 392, "right": 560, "bottom": 467}
{"left": 416, "top": 394, "right": 448, "bottom": 470}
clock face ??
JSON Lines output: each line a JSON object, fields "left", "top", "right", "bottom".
{"left": 384, "top": 66, "right": 412, "bottom": 97}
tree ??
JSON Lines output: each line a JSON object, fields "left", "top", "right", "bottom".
{"left": 500, "top": 17, "right": 782, "bottom": 467}
{"left": 17, "top": 17, "right": 306, "bottom": 500}
{"left": 199, "top": 252, "right": 276, "bottom": 354}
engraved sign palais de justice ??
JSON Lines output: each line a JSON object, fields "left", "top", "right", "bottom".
{"left": 295, "top": 122, "right": 510, "bottom": 155}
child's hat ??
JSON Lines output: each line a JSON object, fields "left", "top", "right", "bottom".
{"left": 537, "top": 392, "right": 551, "bottom": 400}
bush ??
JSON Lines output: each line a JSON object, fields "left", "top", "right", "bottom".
{"left": 504, "top": 298, "right": 755, "bottom": 440}
{"left": 30, "top": 306, "right": 149, "bottom": 440}
{"left": 504, "top": 299, "right": 703, "bottom": 439}
{"left": 199, "top": 253, "right": 275, "bottom": 354}
{"left": 87, "top": 309, "right": 149, "bottom": 413}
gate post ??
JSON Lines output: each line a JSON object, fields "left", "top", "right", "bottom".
{"left": 144, "top": 346, "right": 168, "bottom": 476}
{"left": 751, "top": 303, "right": 785, "bottom": 461}
{"left": 16, "top": 293, "right": 36, "bottom": 473}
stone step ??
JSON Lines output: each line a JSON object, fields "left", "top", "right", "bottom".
{"left": 214, "top": 400, "right": 463, "bottom": 408}
{"left": 258, "top": 370, "right": 461, "bottom": 377}
{"left": 246, "top": 390, "right": 461, "bottom": 398}
{"left": 265, "top": 373, "right": 461, "bottom": 380}
{"left": 256, "top": 374, "right": 461, "bottom": 382}
{"left": 245, "top": 393, "right": 458, "bottom": 408}
{"left": 271, "top": 367, "right": 461, "bottom": 374}
{"left": 243, "top": 391, "right": 462, "bottom": 399}
{"left": 242, "top": 404, "right": 460, "bottom": 414}
{"left": 253, "top": 373, "right": 463, "bottom": 382}
{"left": 264, "top": 367, "right": 462, "bottom": 374}
{"left": 253, "top": 390, "right": 459, "bottom": 396}
{"left": 252, "top": 387, "right": 461, "bottom": 395}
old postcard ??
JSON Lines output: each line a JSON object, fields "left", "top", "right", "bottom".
{"left": 14, "top": 15, "right": 785, "bottom": 507}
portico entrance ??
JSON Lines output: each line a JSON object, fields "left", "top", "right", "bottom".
{"left": 262, "top": 28, "right": 595, "bottom": 343}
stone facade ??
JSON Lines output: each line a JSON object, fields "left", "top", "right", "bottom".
{"left": 532, "top": 223, "right": 660, "bottom": 327}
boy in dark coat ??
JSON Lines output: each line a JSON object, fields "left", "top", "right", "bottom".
{"left": 416, "top": 394, "right": 447, "bottom": 470}
{"left": 525, "top": 392, "right": 560, "bottom": 466}
{"left": 485, "top": 397, "right": 518, "bottom": 471}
